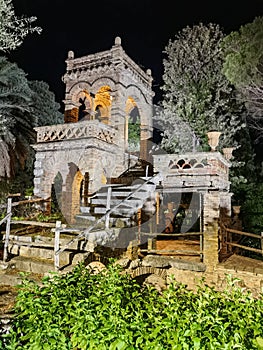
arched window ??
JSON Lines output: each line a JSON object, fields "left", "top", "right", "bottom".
{"left": 128, "top": 106, "right": 140, "bottom": 153}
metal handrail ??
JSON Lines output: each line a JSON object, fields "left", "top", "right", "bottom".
{"left": 55, "top": 173, "right": 162, "bottom": 256}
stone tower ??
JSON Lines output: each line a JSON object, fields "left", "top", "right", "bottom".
{"left": 32, "top": 38, "right": 155, "bottom": 222}
{"left": 62, "top": 36, "right": 154, "bottom": 160}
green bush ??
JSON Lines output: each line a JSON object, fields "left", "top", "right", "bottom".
{"left": 1, "top": 264, "right": 263, "bottom": 349}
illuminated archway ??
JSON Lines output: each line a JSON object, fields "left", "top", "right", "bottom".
{"left": 94, "top": 86, "right": 112, "bottom": 124}
{"left": 51, "top": 172, "right": 63, "bottom": 214}
{"left": 125, "top": 97, "right": 141, "bottom": 155}
{"left": 76, "top": 90, "right": 93, "bottom": 121}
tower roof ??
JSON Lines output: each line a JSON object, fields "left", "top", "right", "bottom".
{"left": 63, "top": 37, "right": 153, "bottom": 88}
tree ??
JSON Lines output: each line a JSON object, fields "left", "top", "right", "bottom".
{"left": 157, "top": 23, "right": 245, "bottom": 152}
{"left": 222, "top": 16, "right": 263, "bottom": 136}
{"left": 0, "top": 58, "right": 63, "bottom": 184}
{"left": 29, "top": 80, "right": 63, "bottom": 126}
{"left": 0, "top": 56, "right": 36, "bottom": 178}
{"left": 0, "top": 0, "right": 41, "bottom": 52}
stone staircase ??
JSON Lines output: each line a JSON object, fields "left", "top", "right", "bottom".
{"left": 55, "top": 174, "right": 162, "bottom": 259}
{"left": 1, "top": 173, "right": 161, "bottom": 276}
{"left": 76, "top": 175, "right": 160, "bottom": 227}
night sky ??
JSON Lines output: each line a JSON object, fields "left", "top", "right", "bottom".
{"left": 8, "top": 0, "right": 263, "bottom": 108}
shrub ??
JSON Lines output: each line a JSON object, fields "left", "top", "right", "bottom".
{"left": 1, "top": 264, "right": 263, "bottom": 349}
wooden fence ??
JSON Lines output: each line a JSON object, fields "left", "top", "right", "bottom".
{"left": 0, "top": 195, "right": 53, "bottom": 263}
{"left": 139, "top": 231, "right": 204, "bottom": 261}
{"left": 220, "top": 223, "right": 263, "bottom": 257}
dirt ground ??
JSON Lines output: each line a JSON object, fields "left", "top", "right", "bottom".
{"left": 0, "top": 284, "right": 17, "bottom": 316}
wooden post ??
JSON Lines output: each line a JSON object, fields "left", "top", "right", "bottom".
{"left": 54, "top": 221, "right": 61, "bottom": 271}
{"left": 137, "top": 208, "right": 142, "bottom": 245}
{"left": 261, "top": 232, "right": 263, "bottom": 257}
{"left": 3, "top": 197, "right": 12, "bottom": 262}
{"left": 229, "top": 229, "right": 232, "bottom": 254}
{"left": 156, "top": 192, "right": 160, "bottom": 225}
{"left": 105, "top": 186, "right": 112, "bottom": 229}
{"left": 200, "top": 233, "right": 203, "bottom": 262}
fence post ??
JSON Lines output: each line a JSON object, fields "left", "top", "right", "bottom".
{"left": 54, "top": 221, "right": 61, "bottom": 271}
{"left": 105, "top": 186, "right": 112, "bottom": 229}
{"left": 229, "top": 229, "right": 232, "bottom": 254}
{"left": 3, "top": 197, "right": 12, "bottom": 262}
{"left": 261, "top": 232, "right": 263, "bottom": 257}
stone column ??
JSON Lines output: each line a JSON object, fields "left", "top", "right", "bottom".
{"left": 220, "top": 192, "right": 232, "bottom": 218}
{"left": 110, "top": 93, "right": 126, "bottom": 153}
{"left": 203, "top": 191, "right": 220, "bottom": 271}
{"left": 64, "top": 102, "right": 79, "bottom": 123}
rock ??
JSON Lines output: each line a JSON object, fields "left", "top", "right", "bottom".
{"left": 141, "top": 255, "right": 206, "bottom": 272}
{"left": 115, "top": 219, "right": 126, "bottom": 228}
{"left": 72, "top": 253, "right": 85, "bottom": 265}
{"left": 113, "top": 258, "right": 130, "bottom": 269}
{"left": 0, "top": 262, "right": 9, "bottom": 271}
{"left": 142, "top": 255, "right": 171, "bottom": 268}
{"left": 86, "top": 261, "right": 106, "bottom": 275}
{"left": 169, "top": 260, "right": 206, "bottom": 272}
{"left": 143, "top": 274, "right": 166, "bottom": 293}
{"left": 129, "top": 259, "right": 141, "bottom": 269}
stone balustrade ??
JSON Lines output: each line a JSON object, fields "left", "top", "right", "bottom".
{"left": 153, "top": 152, "right": 230, "bottom": 191}
{"left": 34, "top": 120, "right": 119, "bottom": 145}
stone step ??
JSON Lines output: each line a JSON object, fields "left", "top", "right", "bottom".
{"left": 9, "top": 251, "right": 88, "bottom": 274}
{"left": 80, "top": 206, "right": 90, "bottom": 214}
{"left": 9, "top": 245, "right": 77, "bottom": 265}
{"left": 7, "top": 234, "right": 86, "bottom": 249}
{"left": 77, "top": 212, "right": 97, "bottom": 221}
{"left": 10, "top": 256, "right": 57, "bottom": 274}
{"left": 94, "top": 207, "right": 138, "bottom": 216}
{"left": 90, "top": 198, "right": 141, "bottom": 207}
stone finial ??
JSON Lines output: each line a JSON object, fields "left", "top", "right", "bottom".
{"left": 114, "top": 36, "right": 122, "bottom": 46}
{"left": 222, "top": 147, "right": 235, "bottom": 161}
{"left": 146, "top": 69, "right": 152, "bottom": 76}
{"left": 207, "top": 131, "right": 221, "bottom": 152}
{"left": 68, "top": 50, "right": 74, "bottom": 59}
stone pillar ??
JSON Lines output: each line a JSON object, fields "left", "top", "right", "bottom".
{"left": 64, "top": 103, "right": 78, "bottom": 123}
{"left": 110, "top": 94, "right": 126, "bottom": 152}
{"left": 203, "top": 191, "right": 220, "bottom": 271}
{"left": 140, "top": 125, "right": 152, "bottom": 162}
{"left": 139, "top": 103, "right": 153, "bottom": 163}
{"left": 220, "top": 192, "right": 232, "bottom": 218}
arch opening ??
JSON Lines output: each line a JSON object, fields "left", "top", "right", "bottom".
{"left": 51, "top": 172, "right": 63, "bottom": 214}
{"left": 125, "top": 97, "right": 141, "bottom": 156}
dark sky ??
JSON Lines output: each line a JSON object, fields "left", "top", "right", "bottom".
{"left": 9, "top": 0, "right": 263, "bottom": 108}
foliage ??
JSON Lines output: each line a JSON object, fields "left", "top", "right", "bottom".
{"left": 0, "top": 0, "right": 41, "bottom": 52}
{"left": 29, "top": 81, "right": 63, "bottom": 126}
{"left": 154, "top": 106, "right": 200, "bottom": 153}
{"left": 128, "top": 119, "right": 140, "bottom": 152}
{"left": 223, "top": 16, "right": 263, "bottom": 88}
{"left": 0, "top": 56, "right": 36, "bottom": 178}
{"left": 241, "top": 182, "right": 263, "bottom": 234}
{"left": 229, "top": 127, "right": 257, "bottom": 198}
{"left": 222, "top": 16, "right": 263, "bottom": 136}
{"left": 1, "top": 263, "right": 263, "bottom": 349}
{"left": 0, "top": 57, "right": 63, "bottom": 184}
{"left": 157, "top": 22, "right": 245, "bottom": 152}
